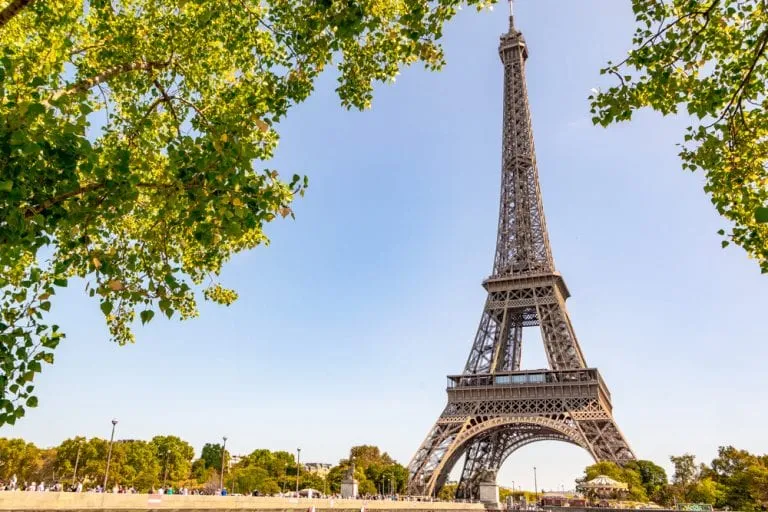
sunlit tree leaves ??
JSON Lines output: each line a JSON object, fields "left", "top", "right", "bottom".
{"left": 591, "top": 0, "right": 768, "bottom": 272}
{"left": 0, "top": 0, "right": 491, "bottom": 426}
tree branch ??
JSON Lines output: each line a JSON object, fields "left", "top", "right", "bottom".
{"left": 25, "top": 180, "right": 197, "bottom": 218}
{"left": 0, "top": 0, "right": 35, "bottom": 30}
{"left": 664, "top": 0, "right": 720, "bottom": 67}
{"left": 51, "top": 58, "right": 171, "bottom": 102}
{"left": 707, "top": 29, "right": 768, "bottom": 128}
{"left": 171, "top": 96, "right": 212, "bottom": 126}
{"left": 615, "top": 1, "right": 720, "bottom": 69}
{"left": 153, "top": 79, "right": 182, "bottom": 138}
{"left": 25, "top": 183, "right": 105, "bottom": 218}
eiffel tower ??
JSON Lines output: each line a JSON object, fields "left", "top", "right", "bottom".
{"left": 406, "top": 6, "right": 635, "bottom": 500}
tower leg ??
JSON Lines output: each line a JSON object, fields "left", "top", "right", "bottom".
{"left": 407, "top": 419, "right": 464, "bottom": 496}
{"left": 576, "top": 418, "right": 634, "bottom": 463}
{"left": 536, "top": 299, "right": 586, "bottom": 370}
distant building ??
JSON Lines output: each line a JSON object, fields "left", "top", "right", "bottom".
{"left": 303, "top": 462, "right": 332, "bottom": 477}
{"left": 540, "top": 493, "right": 568, "bottom": 507}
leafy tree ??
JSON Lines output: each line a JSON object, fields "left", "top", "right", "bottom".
{"left": 350, "top": 445, "right": 394, "bottom": 466}
{"left": 744, "top": 464, "right": 768, "bottom": 509}
{"left": 358, "top": 477, "right": 377, "bottom": 497}
{"left": 70, "top": 437, "right": 109, "bottom": 486}
{"left": 240, "top": 449, "right": 274, "bottom": 469}
{"left": 149, "top": 435, "right": 194, "bottom": 487}
{"left": 36, "top": 447, "right": 58, "bottom": 483}
{"left": 711, "top": 446, "right": 757, "bottom": 479}
{"left": 671, "top": 454, "right": 699, "bottom": 487}
{"left": 299, "top": 471, "right": 326, "bottom": 493}
{"left": 200, "top": 442, "right": 229, "bottom": 471}
{"left": 650, "top": 483, "right": 676, "bottom": 507}
{"left": 439, "top": 483, "right": 457, "bottom": 500}
{"left": 686, "top": 477, "right": 723, "bottom": 505}
{"left": 0, "top": 437, "right": 41, "bottom": 481}
{"left": 190, "top": 458, "right": 211, "bottom": 484}
{"left": 54, "top": 437, "right": 161, "bottom": 491}
{"left": 326, "top": 463, "right": 347, "bottom": 494}
{"left": 0, "top": 0, "right": 491, "bottom": 426}
{"left": 708, "top": 446, "right": 767, "bottom": 511}
{"left": 270, "top": 450, "right": 296, "bottom": 479}
{"left": 54, "top": 436, "right": 87, "bottom": 482}
{"left": 227, "top": 448, "right": 303, "bottom": 495}
{"left": 591, "top": 0, "right": 768, "bottom": 273}
{"left": 112, "top": 439, "right": 159, "bottom": 490}
{"left": 625, "top": 460, "right": 668, "bottom": 499}
{"left": 237, "top": 448, "right": 295, "bottom": 479}
{"left": 229, "top": 466, "right": 277, "bottom": 495}
{"left": 327, "top": 445, "right": 407, "bottom": 496}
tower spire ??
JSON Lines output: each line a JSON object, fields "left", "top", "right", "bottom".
{"left": 508, "top": 0, "right": 514, "bottom": 30}
{"left": 493, "top": 1, "right": 551, "bottom": 277}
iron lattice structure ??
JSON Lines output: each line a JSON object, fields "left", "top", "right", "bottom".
{"left": 406, "top": 14, "right": 634, "bottom": 500}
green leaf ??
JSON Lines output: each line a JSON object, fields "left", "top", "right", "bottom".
{"left": 27, "top": 102, "right": 45, "bottom": 116}
{"left": 140, "top": 309, "right": 155, "bottom": 325}
{"left": 25, "top": 396, "right": 38, "bottom": 407}
{"left": 53, "top": 278, "right": 68, "bottom": 287}
{"left": 756, "top": 207, "right": 768, "bottom": 224}
{"left": 0, "top": 181, "right": 12, "bottom": 192}
{"left": 100, "top": 301, "right": 113, "bottom": 316}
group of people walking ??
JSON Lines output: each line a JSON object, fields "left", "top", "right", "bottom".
{"left": 1, "top": 475, "right": 85, "bottom": 492}
{"left": 0, "top": 476, "right": 214, "bottom": 496}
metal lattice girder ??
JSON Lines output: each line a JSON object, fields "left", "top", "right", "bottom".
{"left": 456, "top": 426, "right": 581, "bottom": 500}
{"left": 407, "top": 13, "right": 635, "bottom": 498}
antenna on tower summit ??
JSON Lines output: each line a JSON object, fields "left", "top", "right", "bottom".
{"left": 508, "top": 0, "right": 515, "bottom": 29}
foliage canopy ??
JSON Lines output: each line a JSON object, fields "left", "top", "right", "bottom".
{"left": 0, "top": 0, "right": 489, "bottom": 426}
{"left": 591, "top": 0, "right": 768, "bottom": 272}
{"left": 580, "top": 448, "right": 768, "bottom": 511}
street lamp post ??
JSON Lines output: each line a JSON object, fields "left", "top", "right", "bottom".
{"left": 533, "top": 466, "right": 539, "bottom": 506}
{"left": 72, "top": 440, "right": 83, "bottom": 486}
{"left": 162, "top": 449, "right": 170, "bottom": 488}
{"left": 295, "top": 448, "right": 301, "bottom": 495}
{"left": 219, "top": 437, "right": 228, "bottom": 493}
{"left": 103, "top": 419, "right": 118, "bottom": 491}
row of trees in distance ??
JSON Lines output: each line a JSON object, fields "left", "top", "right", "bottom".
{"left": 433, "top": 446, "right": 767, "bottom": 511}
{"left": 580, "top": 446, "right": 768, "bottom": 511}
{"left": 0, "top": 437, "right": 407, "bottom": 495}
{"left": 3, "top": 436, "right": 766, "bottom": 510}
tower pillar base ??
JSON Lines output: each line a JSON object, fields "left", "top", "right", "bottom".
{"left": 479, "top": 481, "right": 500, "bottom": 508}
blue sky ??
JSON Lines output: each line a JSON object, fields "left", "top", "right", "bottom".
{"left": 7, "top": 0, "right": 768, "bottom": 493}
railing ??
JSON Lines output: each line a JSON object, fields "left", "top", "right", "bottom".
{"left": 446, "top": 368, "right": 603, "bottom": 391}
